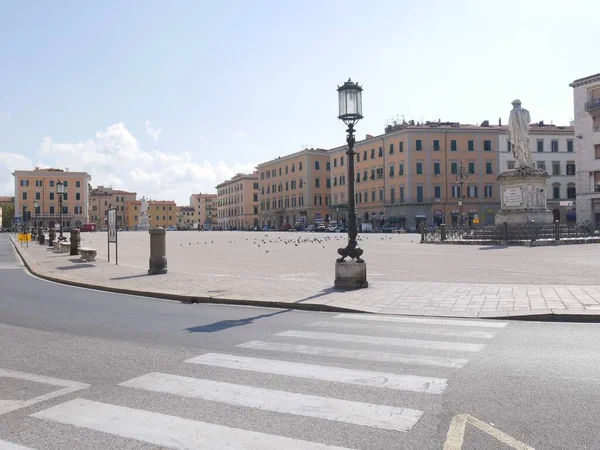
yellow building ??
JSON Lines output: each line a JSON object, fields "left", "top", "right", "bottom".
{"left": 256, "top": 148, "right": 331, "bottom": 229}
{"left": 89, "top": 186, "right": 137, "bottom": 230}
{"left": 148, "top": 200, "right": 177, "bottom": 228}
{"left": 329, "top": 121, "right": 502, "bottom": 231}
{"left": 189, "top": 193, "right": 217, "bottom": 228}
{"left": 176, "top": 206, "right": 196, "bottom": 229}
{"left": 216, "top": 173, "right": 260, "bottom": 230}
{"left": 12, "top": 168, "right": 91, "bottom": 229}
{"left": 125, "top": 200, "right": 141, "bottom": 229}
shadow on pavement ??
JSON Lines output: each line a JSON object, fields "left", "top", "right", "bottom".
{"left": 185, "top": 309, "right": 290, "bottom": 333}
{"left": 56, "top": 264, "right": 95, "bottom": 270}
{"left": 295, "top": 286, "right": 338, "bottom": 303}
{"left": 110, "top": 273, "right": 150, "bottom": 281}
{"left": 478, "top": 246, "right": 508, "bottom": 250}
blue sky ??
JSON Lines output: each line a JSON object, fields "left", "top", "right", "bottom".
{"left": 0, "top": 0, "right": 598, "bottom": 203}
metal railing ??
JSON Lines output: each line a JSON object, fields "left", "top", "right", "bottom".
{"left": 585, "top": 100, "right": 600, "bottom": 111}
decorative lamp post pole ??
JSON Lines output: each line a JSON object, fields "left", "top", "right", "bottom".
{"left": 455, "top": 161, "right": 469, "bottom": 226}
{"left": 57, "top": 180, "right": 65, "bottom": 241}
{"left": 335, "top": 79, "right": 368, "bottom": 289}
{"left": 33, "top": 200, "right": 39, "bottom": 228}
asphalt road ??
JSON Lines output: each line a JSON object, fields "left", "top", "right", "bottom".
{"left": 1, "top": 234, "right": 600, "bottom": 449}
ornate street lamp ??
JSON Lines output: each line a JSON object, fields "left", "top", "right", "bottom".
{"left": 57, "top": 180, "right": 66, "bottom": 241}
{"left": 455, "top": 161, "right": 469, "bottom": 226}
{"left": 33, "top": 200, "right": 39, "bottom": 231}
{"left": 336, "top": 79, "right": 364, "bottom": 263}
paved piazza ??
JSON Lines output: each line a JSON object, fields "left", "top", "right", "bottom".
{"left": 12, "top": 231, "right": 600, "bottom": 317}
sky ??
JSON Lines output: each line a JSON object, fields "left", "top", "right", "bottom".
{"left": 0, "top": 0, "right": 598, "bottom": 204}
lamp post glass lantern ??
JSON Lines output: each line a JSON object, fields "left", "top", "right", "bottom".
{"left": 57, "top": 180, "right": 65, "bottom": 240}
{"left": 336, "top": 79, "right": 364, "bottom": 263}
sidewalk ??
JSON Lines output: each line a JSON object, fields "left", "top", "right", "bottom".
{"left": 10, "top": 234, "right": 600, "bottom": 319}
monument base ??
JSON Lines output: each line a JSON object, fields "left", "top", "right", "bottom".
{"left": 334, "top": 261, "right": 368, "bottom": 289}
{"left": 496, "top": 168, "right": 553, "bottom": 225}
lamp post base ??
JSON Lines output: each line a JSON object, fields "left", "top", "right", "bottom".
{"left": 334, "top": 261, "right": 368, "bottom": 289}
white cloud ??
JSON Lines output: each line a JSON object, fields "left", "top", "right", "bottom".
{"left": 36, "top": 123, "right": 255, "bottom": 205}
{"left": 0, "top": 112, "right": 12, "bottom": 123}
{"left": 0, "top": 152, "right": 35, "bottom": 196}
{"left": 144, "top": 120, "right": 162, "bottom": 142}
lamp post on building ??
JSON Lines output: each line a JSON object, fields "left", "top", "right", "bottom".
{"left": 335, "top": 78, "right": 367, "bottom": 289}
{"left": 57, "top": 180, "right": 66, "bottom": 241}
{"left": 455, "top": 161, "right": 469, "bottom": 226}
{"left": 33, "top": 200, "right": 39, "bottom": 228}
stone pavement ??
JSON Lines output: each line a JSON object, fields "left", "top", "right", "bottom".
{"left": 8, "top": 231, "right": 600, "bottom": 318}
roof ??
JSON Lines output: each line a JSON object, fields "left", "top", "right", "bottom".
{"left": 177, "top": 206, "right": 195, "bottom": 212}
{"left": 215, "top": 172, "right": 258, "bottom": 189}
{"left": 0, "top": 196, "right": 14, "bottom": 203}
{"left": 257, "top": 148, "right": 329, "bottom": 168}
{"left": 570, "top": 72, "right": 600, "bottom": 87}
{"left": 148, "top": 200, "right": 176, "bottom": 204}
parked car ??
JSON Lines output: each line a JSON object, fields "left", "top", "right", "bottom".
{"left": 305, "top": 225, "right": 316, "bottom": 232}
{"left": 80, "top": 223, "right": 96, "bottom": 232}
{"left": 316, "top": 224, "right": 326, "bottom": 232}
{"left": 326, "top": 225, "right": 337, "bottom": 232}
{"left": 167, "top": 226, "right": 177, "bottom": 231}
{"left": 381, "top": 224, "right": 399, "bottom": 233}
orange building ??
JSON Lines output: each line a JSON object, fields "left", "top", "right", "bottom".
{"left": 256, "top": 148, "right": 331, "bottom": 229}
{"left": 89, "top": 186, "right": 137, "bottom": 230}
{"left": 126, "top": 200, "right": 141, "bottom": 229}
{"left": 12, "top": 168, "right": 91, "bottom": 229}
{"left": 147, "top": 200, "right": 177, "bottom": 228}
{"left": 329, "top": 121, "right": 502, "bottom": 231}
{"left": 216, "top": 173, "right": 260, "bottom": 230}
{"left": 189, "top": 193, "right": 217, "bottom": 228}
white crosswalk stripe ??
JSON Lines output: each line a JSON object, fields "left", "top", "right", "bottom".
{"left": 185, "top": 353, "right": 447, "bottom": 394}
{"left": 335, "top": 314, "right": 508, "bottom": 328}
{"left": 237, "top": 340, "right": 469, "bottom": 368}
{"left": 32, "top": 398, "right": 353, "bottom": 450}
{"left": 276, "top": 330, "right": 485, "bottom": 352}
{"left": 0, "top": 439, "right": 35, "bottom": 450}
{"left": 120, "top": 372, "right": 423, "bottom": 431}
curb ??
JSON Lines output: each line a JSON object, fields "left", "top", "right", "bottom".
{"left": 8, "top": 236, "right": 362, "bottom": 314}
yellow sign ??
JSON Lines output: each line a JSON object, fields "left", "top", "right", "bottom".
{"left": 18, "top": 233, "right": 32, "bottom": 242}
{"left": 473, "top": 218, "right": 480, "bottom": 224}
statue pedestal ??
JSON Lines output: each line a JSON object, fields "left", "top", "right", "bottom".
{"left": 496, "top": 168, "right": 553, "bottom": 224}
{"left": 334, "top": 261, "right": 368, "bottom": 289}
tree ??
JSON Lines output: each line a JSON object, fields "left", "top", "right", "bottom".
{"left": 1, "top": 202, "right": 14, "bottom": 229}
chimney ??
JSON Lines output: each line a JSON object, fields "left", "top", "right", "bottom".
{"left": 499, "top": 117, "right": 502, "bottom": 126}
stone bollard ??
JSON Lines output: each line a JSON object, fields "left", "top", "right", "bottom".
{"left": 70, "top": 229, "right": 80, "bottom": 256}
{"left": 419, "top": 222, "right": 425, "bottom": 243}
{"left": 501, "top": 222, "right": 508, "bottom": 241}
{"left": 148, "top": 227, "right": 168, "bottom": 275}
{"left": 38, "top": 227, "right": 45, "bottom": 245}
{"left": 554, "top": 220, "right": 560, "bottom": 241}
{"left": 48, "top": 228, "right": 55, "bottom": 247}
{"left": 440, "top": 223, "right": 447, "bottom": 241}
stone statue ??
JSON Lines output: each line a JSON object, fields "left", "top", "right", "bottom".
{"left": 507, "top": 99, "right": 533, "bottom": 169}
{"left": 138, "top": 197, "right": 150, "bottom": 230}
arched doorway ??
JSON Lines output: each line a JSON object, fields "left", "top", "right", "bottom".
{"left": 433, "top": 209, "right": 443, "bottom": 226}
{"left": 552, "top": 209, "right": 561, "bottom": 222}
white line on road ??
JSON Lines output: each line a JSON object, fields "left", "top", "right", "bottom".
{"left": 0, "top": 439, "right": 35, "bottom": 450}
{"left": 237, "top": 341, "right": 468, "bottom": 368}
{"left": 185, "top": 353, "right": 447, "bottom": 394}
{"left": 120, "top": 372, "right": 422, "bottom": 432}
{"left": 308, "top": 321, "right": 498, "bottom": 339}
{"left": 276, "top": 330, "right": 485, "bottom": 353}
{"left": 32, "top": 398, "right": 354, "bottom": 450}
{"left": 335, "top": 314, "right": 508, "bottom": 328}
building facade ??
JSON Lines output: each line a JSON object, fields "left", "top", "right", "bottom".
{"left": 189, "top": 193, "right": 217, "bottom": 228}
{"left": 147, "top": 200, "right": 177, "bottom": 228}
{"left": 257, "top": 148, "right": 331, "bottom": 228}
{"left": 176, "top": 206, "right": 196, "bottom": 229}
{"left": 570, "top": 72, "right": 600, "bottom": 225}
{"left": 125, "top": 200, "right": 141, "bottom": 229}
{"left": 0, "top": 196, "right": 13, "bottom": 229}
{"left": 89, "top": 186, "right": 137, "bottom": 230}
{"left": 216, "top": 173, "right": 260, "bottom": 230}
{"left": 499, "top": 123, "right": 576, "bottom": 222}
{"left": 329, "top": 122, "right": 502, "bottom": 231}
{"left": 12, "top": 168, "right": 91, "bottom": 229}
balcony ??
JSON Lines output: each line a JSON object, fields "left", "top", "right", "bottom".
{"left": 586, "top": 99, "right": 600, "bottom": 113}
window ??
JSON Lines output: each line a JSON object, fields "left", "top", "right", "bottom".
{"left": 371, "top": 190, "right": 376, "bottom": 202}
{"left": 63, "top": 181, "right": 68, "bottom": 188}
{"left": 416, "top": 162, "right": 423, "bottom": 174}
{"left": 451, "top": 186, "right": 461, "bottom": 198}
{"left": 399, "top": 164, "right": 404, "bottom": 176}
{"left": 355, "top": 173, "right": 359, "bottom": 183}
{"left": 334, "top": 158, "right": 337, "bottom": 167}
{"left": 314, "top": 195, "right": 322, "bottom": 206}
{"left": 484, "top": 185, "right": 493, "bottom": 198}
{"left": 566, "top": 163, "right": 576, "bottom": 175}
{"left": 450, "top": 140, "right": 457, "bottom": 151}
{"left": 390, "top": 187, "right": 396, "bottom": 203}
{"left": 49, "top": 206, "right": 54, "bottom": 214}
{"left": 74, "top": 206, "right": 82, "bottom": 214}
{"left": 285, "top": 166, "right": 289, "bottom": 174}
{"left": 279, "top": 168, "right": 282, "bottom": 176}
{"left": 76, "top": 192, "right": 81, "bottom": 200}
{"left": 379, "top": 189, "right": 384, "bottom": 202}
{"left": 378, "top": 147, "right": 383, "bottom": 157}
{"left": 389, "top": 143, "right": 394, "bottom": 154}
{"left": 76, "top": 181, "right": 81, "bottom": 187}
{"left": 484, "top": 140, "right": 492, "bottom": 151}
{"left": 63, "top": 206, "right": 68, "bottom": 214}
{"left": 370, "top": 169, "right": 375, "bottom": 180}
{"left": 468, "top": 140, "right": 474, "bottom": 152}
{"left": 376, "top": 168, "right": 383, "bottom": 179}
{"left": 326, "top": 178, "right": 331, "bottom": 188}
{"left": 567, "top": 140, "right": 574, "bottom": 153}
{"left": 434, "top": 185, "right": 441, "bottom": 199}
{"left": 400, "top": 186, "right": 405, "bottom": 203}
{"left": 356, "top": 192, "right": 361, "bottom": 204}
{"left": 433, "top": 140, "right": 440, "bottom": 151}
{"left": 468, "top": 162, "right": 475, "bottom": 174}
{"left": 416, "top": 186, "right": 424, "bottom": 202}
{"left": 507, "top": 161, "right": 515, "bottom": 170}
{"left": 22, "top": 192, "right": 27, "bottom": 200}
{"left": 340, "top": 156, "right": 344, "bottom": 166}
{"left": 551, "top": 140, "right": 559, "bottom": 152}
{"left": 363, "top": 150, "right": 367, "bottom": 160}
{"left": 537, "top": 140, "right": 544, "bottom": 152}
{"left": 291, "top": 164, "right": 295, "bottom": 172}
{"left": 507, "top": 140, "right": 511, "bottom": 152}
{"left": 552, "top": 162, "right": 561, "bottom": 176}
{"left": 285, "top": 181, "right": 289, "bottom": 191}
{"left": 451, "top": 162, "right": 458, "bottom": 174}
{"left": 299, "top": 179, "right": 303, "bottom": 188}
{"left": 389, "top": 165, "right": 395, "bottom": 177}
{"left": 416, "top": 140, "right": 422, "bottom": 151}
{"left": 363, "top": 170, "right": 367, "bottom": 181}
{"left": 553, "top": 185, "right": 560, "bottom": 200}
{"left": 356, "top": 152, "right": 360, "bottom": 162}
{"left": 299, "top": 162, "right": 303, "bottom": 170}
{"left": 370, "top": 148, "right": 375, "bottom": 159}
{"left": 50, "top": 192, "right": 54, "bottom": 200}
{"left": 468, "top": 185, "right": 478, "bottom": 198}
{"left": 434, "top": 162, "right": 441, "bottom": 175}
{"left": 35, "top": 180, "right": 42, "bottom": 187}
{"left": 363, "top": 190, "right": 368, "bottom": 203}
{"left": 253, "top": 193, "right": 258, "bottom": 201}
{"left": 567, "top": 184, "right": 576, "bottom": 199}
{"left": 399, "top": 142, "right": 404, "bottom": 153}
{"left": 35, "top": 192, "right": 41, "bottom": 200}
{"left": 537, "top": 161, "right": 546, "bottom": 171}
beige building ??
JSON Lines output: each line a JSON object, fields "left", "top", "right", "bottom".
{"left": 329, "top": 121, "right": 502, "bottom": 231}
{"left": 216, "top": 173, "right": 260, "bottom": 230}
{"left": 176, "top": 206, "right": 196, "bottom": 229}
{"left": 257, "top": 148, "right": 331, "bottom": 229}
{"left": 189, "top": 193, "right": 217, "bottom": 228}
{"left": 13, "top": 168, "right": 91, "bottom": 229}
{"left": 89, "top": 186, "right": 137, "bottom": 230}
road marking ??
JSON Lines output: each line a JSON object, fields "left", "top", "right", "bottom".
{"left": 444, "top": 414, "right": 535, "bottom": 450}
{"left": 0, "top": 368, "right": 89, "bottom": 416}
{"left": 335, "top": 314, "right": 508, "bottom": 328}
{"left": 120, "top": 372, "right": 422, "bottom": 431}
{"left": 32, "top": 398, "right": 354, "bottom": 450}
{"left": 237, "top": 341, "right": 468, "bottom": 368}
{"left": 308, "top": 321, "right": 498, "bottom": 339}
{"left": 0, "top": 439, "right": 35, "bottom": 449}
{"left": 276, "top": 330, "right": 485, "bottom": 352}
{"left": 185, "top": 353, "right": 447, "bottom": 394}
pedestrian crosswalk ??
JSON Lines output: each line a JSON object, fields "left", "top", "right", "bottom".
{"left": 3, "top": 313, "right": 508, "bottom": 449}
